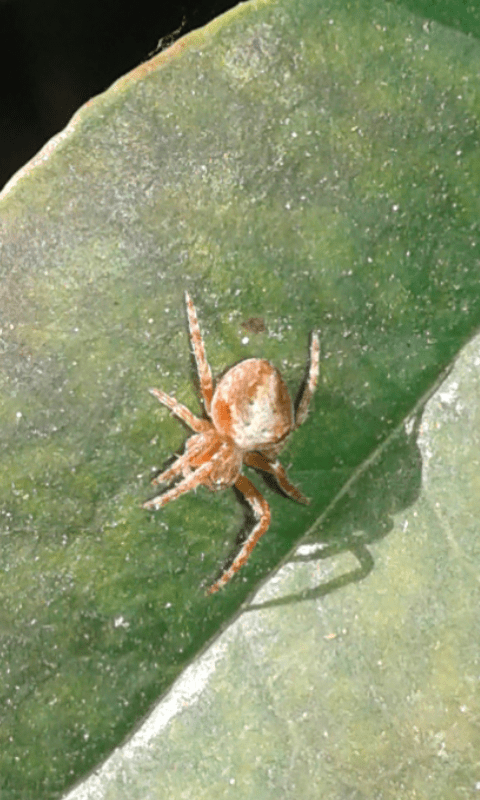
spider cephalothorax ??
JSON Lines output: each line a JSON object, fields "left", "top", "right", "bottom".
{"left": 143, "top": 292, "right": 319, "bottom": 594}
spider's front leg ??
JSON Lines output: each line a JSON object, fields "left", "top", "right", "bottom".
{"left": 143, "top": 458, "right": 214, "bottom": 510}
{"left": 185, "top": 292, "right": 214, "bottom": 415}
{"left": 206, "top": 475, "right": 271, "bottom": 594}
{"left": 149, "top": 430, "right": 212, "bottom": 487}
{"left": 149, "top": 388, "right": 209, "bottom": 433}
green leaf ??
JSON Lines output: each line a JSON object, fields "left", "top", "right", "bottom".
{"left": 1, "top": 0, "right": 479, "bottom": 796}
{"left": 67, "top": 332, "right": 480, "bottom": 800}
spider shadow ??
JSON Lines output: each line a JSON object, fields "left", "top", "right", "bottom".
{"left": 246, "top": 405, "right": 427, "bottom": 611}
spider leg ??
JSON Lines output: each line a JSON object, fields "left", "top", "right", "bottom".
{"left": 152, "top": 444, "right": 201, "bottom": 486}
{"left": 294, "top": 331, "right": 320, "bottom": 428}
{"left": 143, "top": 459, "right": 214, "bottom": 509}
{"left": 185, "top": 291, "right": 214, "bottom": 416}
{"left": 151, "top": 432, "right": 221, "bottom": 486}
{"left": 149, "top": 388, "right": 210, "bottom": 433}
{"left": 244, "top": 452, "right": 310, "bottom": 505}
{"left": 206, "top": 475, "right": 271, "bottom": 594}
{"left": 150, "top": 449, "right": 194, "bottom": 487}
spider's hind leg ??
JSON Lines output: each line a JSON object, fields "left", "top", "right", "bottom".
{"left": 206, "top": 475, "right": 271, "bottom": 594}
{"left": 244, "top": 451, "right": 310, "bottom": 505}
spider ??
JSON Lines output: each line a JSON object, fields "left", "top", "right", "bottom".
{"left": 143, "top": 292, "right": 320, "bottom": 594}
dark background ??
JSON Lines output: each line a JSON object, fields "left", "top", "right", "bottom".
{"left": 1, "top": 0, "right": 478, "bottom": 191}
{"left": 0, "top": 0, "right": 238, "bottom": 190}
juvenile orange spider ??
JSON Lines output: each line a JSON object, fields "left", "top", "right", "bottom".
{"left": 143, "top": 292, "right": 320, "bottom": 594}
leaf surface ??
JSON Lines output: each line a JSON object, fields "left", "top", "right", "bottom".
{"left": 0, "top": 0, "right": 479, "bottom": 796}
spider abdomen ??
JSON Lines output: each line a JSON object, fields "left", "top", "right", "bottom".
{"left": 211, "top": 359, "right": 293, "bottom": 451}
